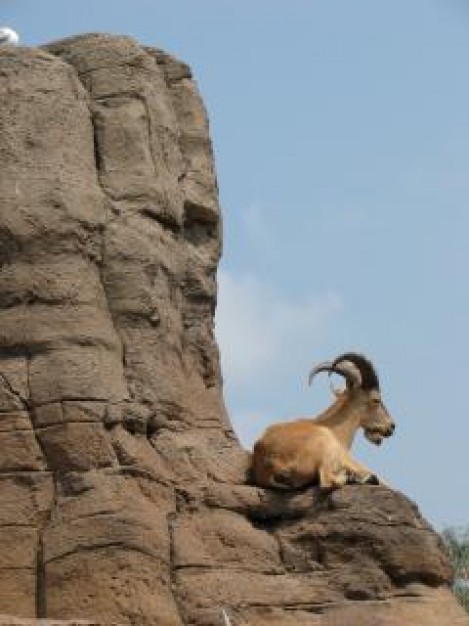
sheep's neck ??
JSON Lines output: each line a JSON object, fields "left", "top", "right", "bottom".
{"left": 315, "top": 397, "right": 361, "bottom": 449}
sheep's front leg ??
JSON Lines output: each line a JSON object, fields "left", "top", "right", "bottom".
{"left": 318, "top": 466, "right": 348, "bottom": 489}
{"left": 341, "top": 453, "right": 388, "bottom": 486}
{"left": 317, "top": 455, "right": 349, "bottom": 490}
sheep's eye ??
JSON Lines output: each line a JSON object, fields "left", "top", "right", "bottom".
{"left": 372, "top": 398, "right": 381, "bottom": 405}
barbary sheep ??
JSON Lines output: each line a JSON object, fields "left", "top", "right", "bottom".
{"left": 251, "top": 352, "right": 395, "bottom": 490}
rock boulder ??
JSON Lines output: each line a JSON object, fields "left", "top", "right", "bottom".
{"left": 0, "top": 34, "right": 467, "bottom": 626}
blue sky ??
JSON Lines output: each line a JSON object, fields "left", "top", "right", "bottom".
{"left": 2, "top": 0, "right": 469, "bottom": 530}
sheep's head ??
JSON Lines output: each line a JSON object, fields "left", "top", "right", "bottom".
{"left": 356, "top": 386, "right": 395, "bottom": 445}
{"left": 309, "top": 352, "right": 395, "bottom": 445}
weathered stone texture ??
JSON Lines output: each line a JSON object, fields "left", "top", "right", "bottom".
{"left": 0, "top": 34, "right": 467, "bottom": 625}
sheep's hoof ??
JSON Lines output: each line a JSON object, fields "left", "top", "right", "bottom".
{"left": 363, "top": 474, "right": 380, "bottom": 485}
{"left": 347, "top": 473, "right": 379, "bottom": 485}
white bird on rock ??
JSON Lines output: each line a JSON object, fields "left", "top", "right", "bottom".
{"left": 0, "top": 27, "right": 20, "bottom": 45}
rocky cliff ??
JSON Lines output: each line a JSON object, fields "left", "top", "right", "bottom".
{"left": 0, "top": 34, "right": 467, "bottom": 626}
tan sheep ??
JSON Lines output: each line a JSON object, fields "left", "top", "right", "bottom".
{"left": 251, "top": 353, "right": 395, "bottom": 490}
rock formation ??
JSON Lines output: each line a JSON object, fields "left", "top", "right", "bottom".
{"left": 0, "top": 33, "right": 467, "bottom": 625}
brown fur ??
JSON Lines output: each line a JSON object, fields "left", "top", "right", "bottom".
{"left": 251, "top": 386, "right": 395, "bottom": 490}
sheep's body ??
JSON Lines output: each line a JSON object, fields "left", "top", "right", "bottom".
{"left": 253, "top": 406, "right": 381, "bottom": 489}
{"left": 251, "top": 353, "right": 395, "bottom": 490}
{"left": 253, "top": 420, "right": 347, "bottom": 489}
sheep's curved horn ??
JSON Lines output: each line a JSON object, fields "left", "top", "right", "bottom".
{"left": 332, "top": 352, "right": 379, "bottom": 390}
{"left": 308, "top": 360, "right": 362, "bottom": 388}
{"left": 308, "top": 361, "right": 333, "bottom": 385}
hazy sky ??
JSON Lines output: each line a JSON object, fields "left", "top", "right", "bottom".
{"left": 2, "top": 0, "right": 469, "bottom": 530}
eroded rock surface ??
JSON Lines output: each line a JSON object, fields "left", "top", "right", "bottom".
{"left": 0, "top": 34, "right": 467, "bottom": 626}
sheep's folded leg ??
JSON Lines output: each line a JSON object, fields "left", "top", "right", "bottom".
{"left": 348, "top": 473, "right": 379, "bottom": 485}
{"left": 318, "top": 465, "right": 348, "bottom": 490}
{"left": 341, "top": 453, "right": 388, "bottom": 486}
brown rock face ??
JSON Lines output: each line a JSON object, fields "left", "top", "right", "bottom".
{"left": 0, "top": 34, "right": 466, "bottom": 626}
